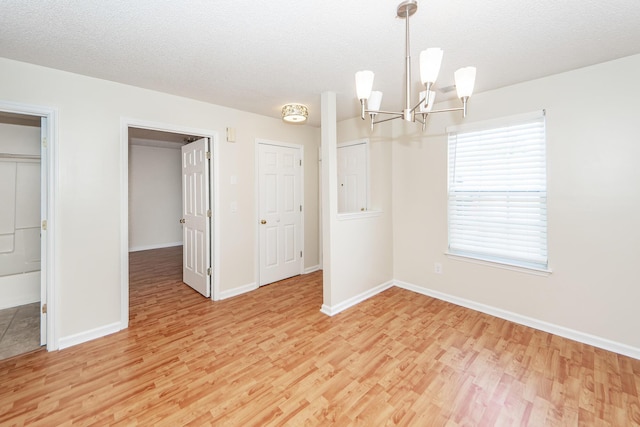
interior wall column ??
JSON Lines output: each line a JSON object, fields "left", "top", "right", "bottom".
{"left": 320, "top": 91, "right": 338, "bottom": 310}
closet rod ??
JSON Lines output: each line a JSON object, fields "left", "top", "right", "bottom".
{"left": 0, "top": 153, "right": 41, "bottom": 160}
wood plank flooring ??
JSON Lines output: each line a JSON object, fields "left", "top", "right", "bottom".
{"left": 1, "top": 246, "right": 639, "bottom": 426}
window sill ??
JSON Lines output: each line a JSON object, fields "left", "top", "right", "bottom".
{"left": 445, "top": 252, "right": 552, "bottom": 277}
{"left": 337, "top": 210, "right": 382, "bottom": 221}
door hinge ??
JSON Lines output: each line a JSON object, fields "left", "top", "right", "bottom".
{"left": 207, "top": 209, "right": 212, "bottom": 218}
{"left": 299, "top": 159, "right": 302, "bottom": 166}
{"left": 42, "top": 137, "right": 47, "bottom": 148}
{"left": 299, "top": 205, "right": 302, "bottom": 212}
{"left": 42, "top": 303, "right": 47, "bottom": 314}
{"left": 41, "top": 220, "right": 47, "bottom": 231}
{"left": 207, "top": 267, "right": 212, "bottom": 276}
{"left": 206, "top": 151, "right": 212, "bottom": 160}
{"left": 300, "top": 251, "right": 303, "bottom": 258}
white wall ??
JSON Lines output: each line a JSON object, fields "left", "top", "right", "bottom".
{"left": 0, "top": 57, "right": 319, "bottom": 344}
{"left": 320, "top": 109, "right": 394, "bottom": 314}
{"left": 128, "top": 141, "right": 182, "bottom": 251}
{"left": 0, "top": 121, "right": 41, "bottom": 308}
{"left": 392, "top": 54, "right": 640, "bottom": 353}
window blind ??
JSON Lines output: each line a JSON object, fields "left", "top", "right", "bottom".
{"left": 447, "top": 111, "right": 547, "bottom": 269}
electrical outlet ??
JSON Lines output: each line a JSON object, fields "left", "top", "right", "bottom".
{"left": 434, "top": 262, "right": 443, "bottom": 274}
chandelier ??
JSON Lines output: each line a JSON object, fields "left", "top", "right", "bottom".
{"left": 355, "top": 0, "right": 476, "bottom": 131}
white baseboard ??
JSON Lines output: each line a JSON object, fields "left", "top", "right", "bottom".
{"left": 0, "top": 271, "right": 40, "bottom": 309}
{"left": 394, "top": 280, "right": 640, "bottom": 361}
{"left": 320, "top": 280, "right": 394, "bottom": 317}
{"left": 219, "top": 282, "right": 258, "bottom": 300}
{"left": 129, "top": 241, "right": 182, "bottom": 252}
{"left": 304, "top": 265, "right": 321, "bottom": 274}
{"left": 58, "top": 321, "right": 122, "bottom": 350}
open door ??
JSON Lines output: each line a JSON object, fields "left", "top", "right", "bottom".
{"left": 40, "top": 117, "right": 47, "bottom": 345}
{"left": 181, "top": 138, "right": 211, "bottom": 297}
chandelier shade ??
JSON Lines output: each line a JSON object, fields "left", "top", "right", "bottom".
{"left": 454, "top": 67, "right": 477, "bottom": 98}
{"left": 419, "top": 48, "right": 443, "bottom": 85}
{"left": 355, "top": 0, "right": 476, "bottom": 131}
{"left": 355, "top": 71, "right": 375, "bottom": 101}
{"left": 368, "top": 91, "right": 383, "bottom": 112}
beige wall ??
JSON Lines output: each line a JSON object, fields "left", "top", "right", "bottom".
{"left": 3, "top": 51, "right": 639, "bottom": 354}
{"left": 0, "top": 57, "right": 320, "bottom": 343}
{"left": 392, "top": 54, "right": 640, "bottom": 350}
{"left": 321, "top": 114, "right": 393, "bottom": 310}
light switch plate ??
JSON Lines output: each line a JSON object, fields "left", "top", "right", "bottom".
{"left": 226, "top": 127, "right": 236, "bottom": 142}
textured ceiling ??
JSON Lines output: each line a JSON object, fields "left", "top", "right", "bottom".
{"left": 1, "top": 0, "right": 640, "bottom": 127}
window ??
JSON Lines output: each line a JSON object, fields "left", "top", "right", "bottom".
{"left": 447, "top": 111, "right": 547, "bottom": 270}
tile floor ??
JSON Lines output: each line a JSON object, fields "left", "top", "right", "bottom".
{"left": 0, "top": 302, "right": 41, "bottom": 360}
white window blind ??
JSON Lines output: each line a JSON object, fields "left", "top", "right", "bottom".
{"left": 447, "top": 111, "right": 547, "bottom": 269}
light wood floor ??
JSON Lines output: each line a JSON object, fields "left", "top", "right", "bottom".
{"left": 1, "top": 246, "right": 639, "bottom": 426}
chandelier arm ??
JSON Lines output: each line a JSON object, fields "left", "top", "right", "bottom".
{"left": 372, "top": 115, "right": 403, "bottom": 125}
{"left": 429, "top": 106, "right": 465, "bottom": 114}
{"left": 365, "top": 109, "right": 404, "bottom": 117}
{"left": 410, "top": 83, "right": 433, "bottom": 113}
{"left": 410, "top": 96, "right": 428, "bottom": 114}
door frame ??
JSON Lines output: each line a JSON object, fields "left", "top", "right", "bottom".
{"left": 0, "top": 100, "right": 59, "bottom": 351}
{"left": 254, "top": 138, "right": 304, "bottom": 287}
{"left": 120, "top": 118, "right": 220, "bottom": 328}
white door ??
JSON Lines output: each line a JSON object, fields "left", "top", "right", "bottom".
{"left": 181, "top": 138, "right": 211, "bottom": 297}
{"left": 337, "top": 142, "right": 368, "bottom": 213}
{"left": 40, "top": 117, "right": 47, "bottom": 345}
{"left": 258, "top": 143, "right": 302, "bottom": 286}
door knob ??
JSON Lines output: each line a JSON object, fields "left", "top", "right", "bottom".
{"left": 261, "top": 219, "right": 267, "bottom": 224}
{"left": 179, "top": 218, "right": 185, "bottom": 224}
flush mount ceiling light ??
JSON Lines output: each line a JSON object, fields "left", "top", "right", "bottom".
{"left": 356, "top": 0, "right": 476, "bottom": 131}
{"left": 282, "top": 104, "right": 309, "bottom": 123}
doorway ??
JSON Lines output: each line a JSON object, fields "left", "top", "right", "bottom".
{"left": 121, "top": 120, "right": 220, "bottom": 328}
{"left": 0, "top": 102, "right": 56, "bottom": 356}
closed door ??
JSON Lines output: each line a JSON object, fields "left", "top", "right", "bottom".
{"left": 258, "top": 143, "right": 302, "bottom": 286}
{"left": 181, "top": 138, "right": 211, "bottom": 297}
